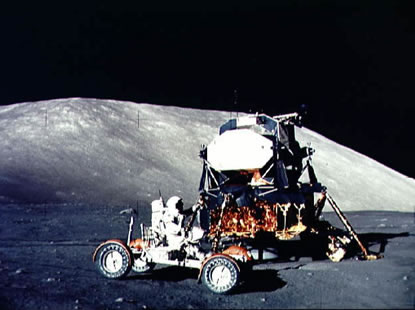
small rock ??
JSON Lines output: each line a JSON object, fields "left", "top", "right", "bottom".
{"left": 261, "top": 298, "right": 266, "bottom": 302}
{"left": 47, "top": 277, "right": 56, "bottom": 282}
{"left": 307, "top": 272, "right": 313, "bottom": 276}
{"left": 75, "top": 299, "right": 80, "bottom": 304}
{"left": 15, "top": 268, "right": 24, "bottom": 274}
{"left": 403, "top": 276, "right": 408, "bottom": 281}
{"left": 142, "top": 305, "right": 147, "bottom": 310}
{"left": 115, "top": 297, "right": 124, "bottom": 303}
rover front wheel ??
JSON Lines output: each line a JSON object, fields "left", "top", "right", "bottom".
{"left": 202, "top": 256, "right": 239, "bottom": 294}
{"left": 95, "top": 242, "right": 131, "bottom": 279}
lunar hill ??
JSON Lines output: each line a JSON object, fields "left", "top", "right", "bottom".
{"left": 1, "top": 97, "right": 414, "bottom": 212}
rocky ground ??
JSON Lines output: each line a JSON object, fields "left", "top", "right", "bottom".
{"left": 0, "top": 203, "right": 413, "bottom": 309}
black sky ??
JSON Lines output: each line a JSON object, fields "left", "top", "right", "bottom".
{"left": 1, "top": 1, "right": 414, "bottom": 177}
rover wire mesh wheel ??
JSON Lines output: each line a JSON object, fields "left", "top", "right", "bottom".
{"left": 95, "top": 242, "right": 131, "bottom": 279}
{"left": 132, "top": 251, "right": 155, "bottom": 273}
{"left": 202, "top": 256, "right": 239, "bottom": 294}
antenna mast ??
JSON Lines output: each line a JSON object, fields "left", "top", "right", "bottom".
{"left": 234, "top": 89, "right": 238, "bottom": 119}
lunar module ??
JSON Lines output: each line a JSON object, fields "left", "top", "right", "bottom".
{"left": 93, "top": 111, "right": 378, "bottom": 294}
{"left": 197, "top": 112, "right": 377, "bottom": 261}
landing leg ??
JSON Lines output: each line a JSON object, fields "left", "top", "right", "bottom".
{"left": 325, "top": 192, "right": 381, "bottom": 261}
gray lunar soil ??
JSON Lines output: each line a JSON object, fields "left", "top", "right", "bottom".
{"left": 0, "top": 98, "right": 414, "bottom": 309}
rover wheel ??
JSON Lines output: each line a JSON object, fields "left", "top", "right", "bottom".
{"left": 132, "top": 251, "right": 155, "bottom": 273}
{"left": 202, "top": 256, "right": 239, "bottom": 294}
{"left": 95, "top": 242, "right": 131, "bottom": 279}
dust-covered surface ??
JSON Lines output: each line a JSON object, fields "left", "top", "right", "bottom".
{"left": 1, "top": 98, "right": 415, "bottom": 309}
{"left": 296, "top": 128, "right": 415, "bottom": 212}
{"left": 0, "top": 98, "right": 230, "bottom": 206}
{"left": 1, "top": 98, "right": 414, "bottom": 211}
{"left": 0, "top": 203, "right": 413, "bottom": 309}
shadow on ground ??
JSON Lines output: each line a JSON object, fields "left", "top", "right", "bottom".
{"left": 127, "top": 265, "right": 287, "bottom": 294}
{"left": 128, "top": 266, "right": 198, "bottom": 282}
{"left": 236, "top": 269, "right": 287, "bottom": 294}
{"left": 247, "top": 231, "right": 411, "bottom": 263}
{"left": 358, "top": 232, "right": 410, "bottom": 256}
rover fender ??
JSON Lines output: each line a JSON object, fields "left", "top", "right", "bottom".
{"left": 222, "top": 245, "right": 252, "bottom": 262}
{"left": 129, "top": 238, "right": 150, "bottom": 250}
{"left": 92, "top": 239, "right": 132, "bottom": 264}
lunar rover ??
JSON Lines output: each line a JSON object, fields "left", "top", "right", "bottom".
{"left": 93, "top": 111, "right": 378, "bottom": 294}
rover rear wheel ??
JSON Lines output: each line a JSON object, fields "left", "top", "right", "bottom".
{"left": 202, "top": 256, "right": 239, "bottom": 294}
{"left": 95, "top": 242, "right": 131, "bottom": 279}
